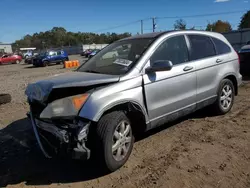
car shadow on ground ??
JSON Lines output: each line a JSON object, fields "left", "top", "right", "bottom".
{"left": 0, "top": 118, "right": 109, "bottom": 187}
{"left": 24, "top": 64, "right": 64, "bottom": 69}
{"left": 0, "top": 108, "right": 216, "bottom": 187}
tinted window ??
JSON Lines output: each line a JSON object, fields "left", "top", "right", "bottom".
{"left": 150, "top": 35, "right": 189, "bottom": 65}
{"left": 57, "top": 51, "right": 62, "bottom": 55}
{"left": 212, "top": 37, "right": 231, "bottom": 55}
{"left": 188, "top": 35, "right": 216, "bottom": 61}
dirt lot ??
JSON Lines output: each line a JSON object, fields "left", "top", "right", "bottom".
{"left": 0, "top": 57, "right": 250, "bottom": 188}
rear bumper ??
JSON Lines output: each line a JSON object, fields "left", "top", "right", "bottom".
{"left": 27, "top": 111, "right": 91, "bottom": 160}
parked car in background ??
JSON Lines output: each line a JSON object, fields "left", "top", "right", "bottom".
{"left": 33, "top": 50, "right": 69, "bottom": 67}
{"left": 26, "top": 30, "right": 242, "bottom": 173}
{"left": 81, "top": 49, "right": 92, "bottom": 57}
{"left": 238, "top": 41, "right": 250, "bottom": 75}
{"left": 88, "top": 49, "right": 100, "bottom": 59}
{"left": 20, "top": 48, "right": 36, "bottom": 59}
{"left": 25, "top": 53, "right": 40, "bottom": 64}
{"left": 0, "top": 54, "right": 22, "bottom": 64}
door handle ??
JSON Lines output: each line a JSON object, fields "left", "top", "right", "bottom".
{"left": 183, "top": 66, "right": 193, "bottom": 71}
{"left": 216, "top": 59, "right": 223, "bottom": 63}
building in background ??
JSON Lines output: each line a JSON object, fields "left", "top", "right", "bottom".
{"left": 82, "top": 44, "right": 109, "bottom": 51}
{"left": 0, "top": 43, "right": 13, "bottom": 54}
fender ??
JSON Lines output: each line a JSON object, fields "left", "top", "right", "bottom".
{"left": 78, "top": 76, "right": 149, "bottom": 123}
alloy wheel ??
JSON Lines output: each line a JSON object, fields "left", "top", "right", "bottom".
{"left": 112, "top": 120, "right": 132, "bottom": 161}
{"left": 220, "top": 84, "right": 233, "bottom": 110}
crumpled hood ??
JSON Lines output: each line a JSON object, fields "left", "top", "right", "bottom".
{"left": 25, "top": 72, "right": 120, "bottom": 103}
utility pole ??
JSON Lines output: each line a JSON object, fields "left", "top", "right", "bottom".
{"left": 152, "top": 17, "right": 156, "bottom": 32}
{"left": 141, "top": 20, "right": 143, "bottom": 34}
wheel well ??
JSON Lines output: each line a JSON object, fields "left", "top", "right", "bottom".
{"left": 225, "top": 75, "right": 238, "bottom": 96}
{"left": 102, "top": 102, "right": 147, "bottom": 135}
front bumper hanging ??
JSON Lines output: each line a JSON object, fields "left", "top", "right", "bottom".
{"left": 27, "top": 109, "right": 91, "bottom": 160}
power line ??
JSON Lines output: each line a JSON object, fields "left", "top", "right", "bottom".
{"left": 157, "top": 10, "right": 247, "bottom": 20}
{"left": 92, "top": 18, "right": 151, "bottom": 33}
{"left": 90, "top": 10, "right": 247, "bottom": 33}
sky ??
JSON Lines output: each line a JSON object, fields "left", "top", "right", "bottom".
{"left": 0, "top": 0, "right": 249, "bottom": 43}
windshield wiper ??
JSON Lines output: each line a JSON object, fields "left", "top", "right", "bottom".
{"left": 84, "top": 70, "right": 101, "bottom": 74}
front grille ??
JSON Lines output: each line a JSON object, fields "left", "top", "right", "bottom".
{"left": 37, "top": 127, "right": 69, "bottom": 156}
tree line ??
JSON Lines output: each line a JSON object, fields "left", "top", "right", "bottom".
{"left": 173, "top": 10, "right": 250, "bottom": 32}
{"left": 12, "top": 10, "right": 250, "bottom": 50}
{"left": 13, "top": 27, "right": 131, "bottom": 51}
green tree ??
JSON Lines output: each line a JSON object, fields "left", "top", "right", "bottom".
{"left": 12, "top": 27, "right": 131, "bottom": 50}
{"left": 239, "top": 10, "right": 250, "bottom": 29}
{"left": 206, "top": 20, "right": 232, "bottom": 33}
{"left": 174, "top": 19, "right": 186, "bottom": 30}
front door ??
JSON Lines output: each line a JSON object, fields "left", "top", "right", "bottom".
{"left": 143, "top": 35, "right": 197, "bottom": 128}
{"left": 49, "top": 51, "right": 57, "bottom": 63}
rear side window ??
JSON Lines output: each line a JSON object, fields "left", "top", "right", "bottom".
{"left": 188, "top": 35, "right": 216, "bottom": 61}
{"left": 57, "top": 51, "right": 62, "bottom": 55}
{"left": 212, "top": 37, "right": 231, "bottom": 55}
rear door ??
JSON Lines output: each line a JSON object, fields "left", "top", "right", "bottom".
{"left": 187, "top": 34, "right": 219, "bottom": 108}
{"left": 56, "top": 51, "right": 62, "bottom": 61}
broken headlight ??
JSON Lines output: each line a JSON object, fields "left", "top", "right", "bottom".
{"left": 40, "top": 94, "right": 89, "bottom": 119}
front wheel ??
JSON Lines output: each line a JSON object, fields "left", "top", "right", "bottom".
{"left": 212, "top": 79, "right": 235, "bottom": 115}
{"left": 94, "top": 111, "right": 134, "bottom": 172}
{"left": 42, "top": 61, "right": 48, "bottom": 67}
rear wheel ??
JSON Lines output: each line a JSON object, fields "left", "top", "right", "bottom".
{"left": 212, "top": 79, "right": 235, "bottom": 115}
{"left": 61, "top": 58, "right": 67, "bottom": 65}
{"left": 93, "top": 111, "right": 134, "bottom": 172}
{"left": 15, "top": 60, "right": 20, "bottom": 64}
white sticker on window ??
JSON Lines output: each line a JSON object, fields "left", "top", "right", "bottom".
{"left": 113, "top": 59, "right": 132, "bottom": 67}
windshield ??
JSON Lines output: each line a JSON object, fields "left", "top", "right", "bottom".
{"left": 77, "top": 38, "right": 153, "bottom": 75}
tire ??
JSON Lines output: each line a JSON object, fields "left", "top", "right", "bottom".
{"left": 212, "top": 79, "right": 235, "bottom": 115}
{"left": 61, "top": 58, "right": 67, "bottom": 64}
{"left": 42, "top": 61, "right": 48, "bottom": 67}
{"left": 15, "top": 60, "right": 20, "bottom": 64}
{"left": 0, "top": 94, "right": 11, "bottom": 105}
{"left": 93, "top": 111, "right": 134, "bottom": 172}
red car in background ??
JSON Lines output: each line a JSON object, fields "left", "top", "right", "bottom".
{"left": 0, "top": 54, "right": 22, "bottom": 65}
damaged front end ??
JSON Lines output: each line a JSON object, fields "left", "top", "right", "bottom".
{"left": 25, "top": 72, "right": 120, "bottom": 160}
{"left": 27, "top": 111, "right": 91, "bottom": 160}
{"left": 26, "top": 89, "right": 92, "bottom": 160}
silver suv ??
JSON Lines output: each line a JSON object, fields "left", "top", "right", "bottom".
{"left": 26, "top": 30, "right": 242, "bottom": 172}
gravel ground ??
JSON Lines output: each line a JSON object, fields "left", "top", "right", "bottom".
{"left": 0, "top": 59, "right": 250, "bottom": 188}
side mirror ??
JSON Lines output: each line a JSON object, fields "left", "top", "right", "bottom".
{"left": 146, "top": 60, "right": 173, "bottom": 73}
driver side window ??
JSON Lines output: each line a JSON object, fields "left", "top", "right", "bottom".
{"left": 150, "top": 35, "right": 189, "bottom": 66}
